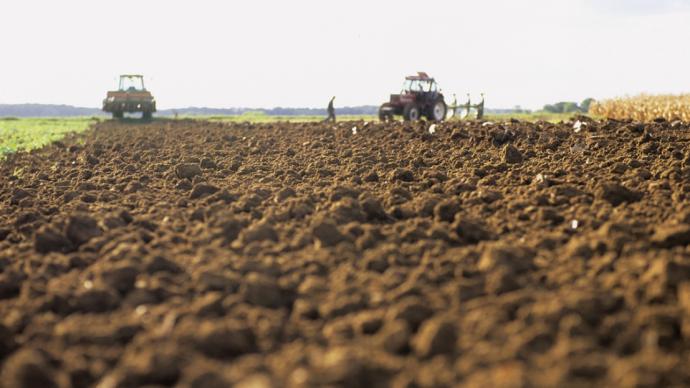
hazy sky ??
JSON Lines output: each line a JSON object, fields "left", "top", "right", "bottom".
{"left": 1, "top": 0, "right": 689, "bottom": 109}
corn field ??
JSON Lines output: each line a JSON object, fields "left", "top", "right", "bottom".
{"left": 590, "top": 94, "right": 690, "bottom": 122}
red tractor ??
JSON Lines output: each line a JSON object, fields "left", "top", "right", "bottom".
{"left": 379, "top": 72, "right": 447, "bottom": 122}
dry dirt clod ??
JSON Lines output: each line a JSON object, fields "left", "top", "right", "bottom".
{"left": 503, "top": 144, "right": 523, "bottom": 164}
{"left": 72, "top": 288, "right": 121, "bottom": 313}
{"left": 311, "top": 218, "right": 346, "bottom": 247}
{"left": 188, "top": 321, "right": 256, "bottom": 359}
{"left": 99, "top": 265, "right": 139, "bottom": 294}
{"left": 65, "top": 214, "right": 102, "bottom": 246}
{"left": 361, "top": 197, "right": 388, "bottom": 221}
{"left": 200, "top": 158, "right": 217, "bottom": 169}
{"left": 453, "top": 218, "right": 493, "bottom": 244}
{"left": 189, "top": 183, "right": 219, "bottom": 199}
{"left": 596, "top": 182, "right": 642, "bottom": 206}
{"left": 478, "top": 243, "right": 535, "bottom": 274}
{"left": 413, "top": 318, "right": 457, "bottom": 358}
{"left": 1, "top": 348, "right": 64, "bottom": 388}
{"left": 175, "top": 163, "right": 202, "bottom": 180}
{"left": 434, "top": 199, "right": 461, "bottom": 223}
{"left": 386, "top": 298, "right": 434, "bottom": 331}
{"left": 237, "top": 222, "right": 278, "bottom": 244}
{"left": 240, "top": 273, "right": 284, "bottom": 308}
{"left": 196, "top": 271, "right": 239, "bottom": 292}
{"left": 275, "top": 187, "right": 296, "bottom": 202}
{"left": 34, "top": 226, "right": 73, "bottom": 254}
{"left": 650, "top": 224, "right": 690, "bottom": 248}
{"left": 0, "top": 323, "right": 16, "bottom": 359}
{"left": 376, "top": 320, "right": 411, "bottom": 354}
{"left": 391, "top": 168, "right": 414, "bottom": 182}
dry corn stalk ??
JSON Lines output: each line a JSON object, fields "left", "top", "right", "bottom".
{"left": 590, "top": 94, "right": 690, "bottom": 122}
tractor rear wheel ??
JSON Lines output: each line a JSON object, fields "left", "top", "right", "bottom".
{"left": 403, "top": 104, "right": 421, "bottom": 121}
{"left": 143, "top": 111, "right": 152, "bottom": 120}
{"left": 112, "top": 111, "right": 123, "bottom": 119}
{"left": 428, "top": 100, "right": 447, "bottom": 121}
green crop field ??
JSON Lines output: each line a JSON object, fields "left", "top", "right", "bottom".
{"left": 0, "top": 117, "right": 97, "bottom": 158}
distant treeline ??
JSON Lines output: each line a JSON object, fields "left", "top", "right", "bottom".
{"left": 542, "top": 98, "right": 594, "bottom": 114}
{"left": 0, "top": 104, "right": 104, "bottom": 117}
{"left": 0, "top": 103, "right": 526, "bottom": 118}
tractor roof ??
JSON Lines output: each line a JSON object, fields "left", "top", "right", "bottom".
{"left": 405, "top": 72, "right": 434, "bottom": 82}
{"left": 120, "top": 74, "right": 144, "bottom": 78}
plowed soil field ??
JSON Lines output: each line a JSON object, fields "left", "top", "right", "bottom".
{"left": 2, "top": 118, "right": 690, "bottom": 387}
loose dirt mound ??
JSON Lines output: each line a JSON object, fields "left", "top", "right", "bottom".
{"left": 2, "top": 118, "right": 690, "bottom": 387}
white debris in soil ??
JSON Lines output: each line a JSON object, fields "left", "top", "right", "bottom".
{"left": 573, "top": 120, "right": 585, "bottom": 133}
{"left": 428, "top": 124, "right": 436, "bottom": 134}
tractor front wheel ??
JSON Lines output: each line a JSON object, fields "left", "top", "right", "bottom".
{"left": 378, "top": 104, "right": 394, "bottom": 122}
{"left": 403, "top": 104, "right": 421, "bottom": 121}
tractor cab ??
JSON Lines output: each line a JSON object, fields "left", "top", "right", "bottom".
{"left": 118, "top": 75, "right": 147, "bottom": 92}
{"left": 401, "top": 73, "right": 439, "bottom": 94}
